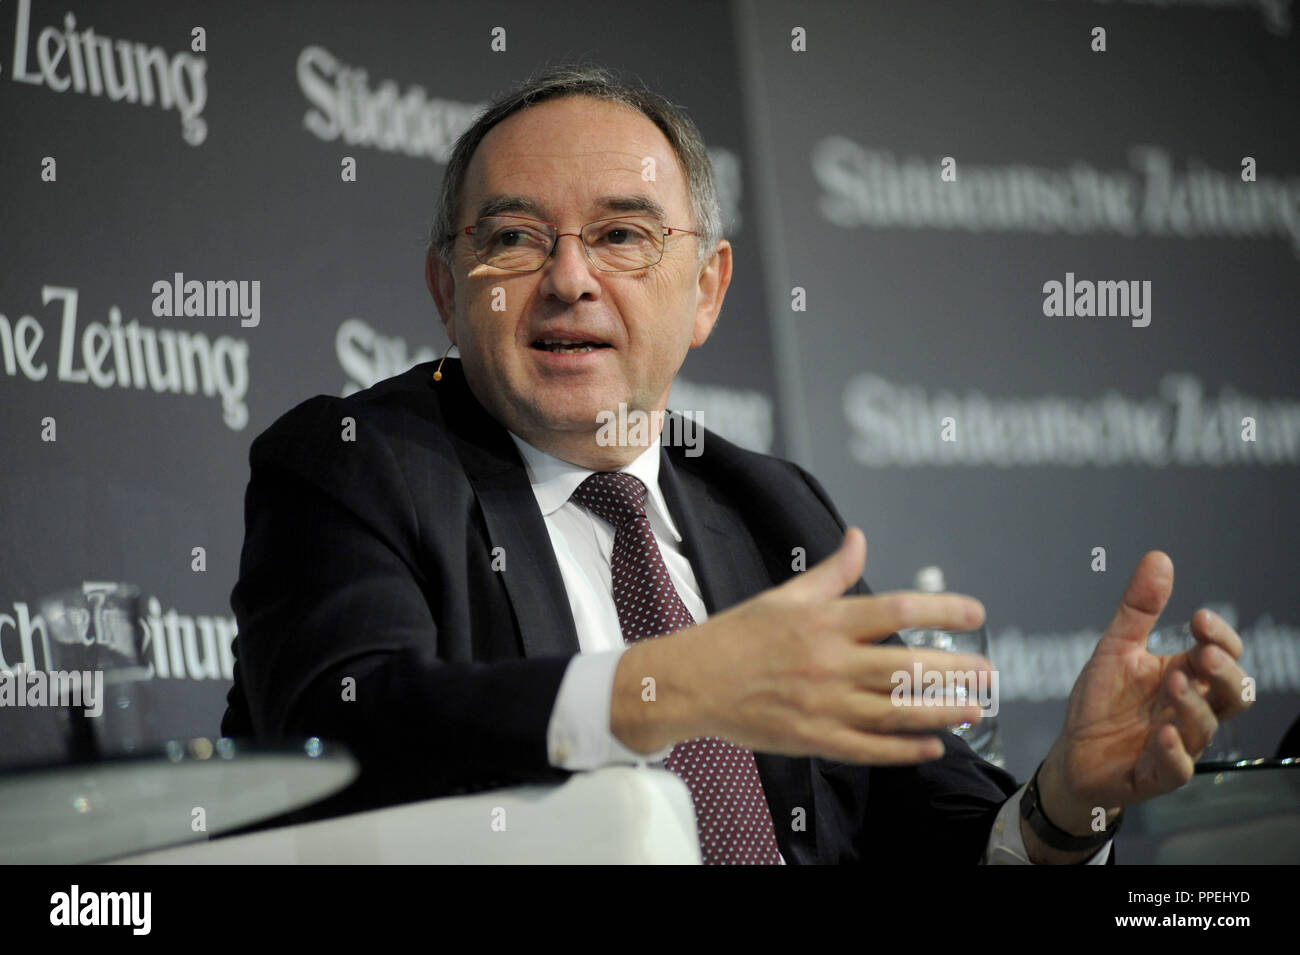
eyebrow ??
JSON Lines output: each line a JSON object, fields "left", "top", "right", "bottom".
{"left": 474, "top": 194, "right": 669, "bottom": 222}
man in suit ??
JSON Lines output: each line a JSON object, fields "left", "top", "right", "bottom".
{"left": 221, "top": 64, "right": 1253, "bottom": 864}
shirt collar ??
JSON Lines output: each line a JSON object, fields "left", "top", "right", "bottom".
{"left": 506, "top": 430, "right": 683, "bottom": 543}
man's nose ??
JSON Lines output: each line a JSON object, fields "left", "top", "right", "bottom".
{"left": 539, "top": 232, "right": 602, "bottom": 299}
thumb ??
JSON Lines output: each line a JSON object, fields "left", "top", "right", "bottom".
{"left": 1101, "top": 550, "right": 1174, "bottom": 650}
{"left": 779, "top": 526, "right": 867, "bottom": 601}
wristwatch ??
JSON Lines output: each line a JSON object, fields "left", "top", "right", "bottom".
{"left": 1019, "top": 761, "right": 1122, "bottom": 853}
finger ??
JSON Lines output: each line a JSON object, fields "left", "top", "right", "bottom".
{"left": 1165, "top": 668, "right": 1219, "bottom": 758}
{"left": 1102, "top": 551, "right": 1174, "bottom": 650}
{"left": 841, "top": 687, "right": 984, "bottom": 734}
{"left": 1190, "top": 608, "right": 1244, "bottom": 660}
{"left": 779, "top": 526, "right": 867, "bottom": 602}
{"left": 833, "top": 591, "right": 986, "bottom": 642}
{"left": 1135, "top": 721, "right": 1196, "bottom": 797}
{"left": 849, "top": 645, "right": 993, "bottom": 687}
{"left": 1186, "top": 642, "right": 1252, "bottom": 720}
{"left": 816, "top": 727, "right": 950, "bottom": 766}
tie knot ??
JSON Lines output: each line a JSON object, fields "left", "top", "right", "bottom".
{"left": 571, "top": 471, "right": 648, "bottom": 529}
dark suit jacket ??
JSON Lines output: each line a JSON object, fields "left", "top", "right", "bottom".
{"left": 221, "top": 357, "right": 1025, "bottom": 863}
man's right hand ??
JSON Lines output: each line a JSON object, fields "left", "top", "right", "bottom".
{"left": 610, "top": 526, "right": 991, "bottom": 765}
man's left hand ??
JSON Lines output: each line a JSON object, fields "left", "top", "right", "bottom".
{"left": 1038, "top": 551, "right": 1253, "bottom": 831}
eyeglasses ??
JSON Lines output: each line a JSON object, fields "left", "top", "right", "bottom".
{"left": 447, "top": 214, "right": 697, "bottom": 272}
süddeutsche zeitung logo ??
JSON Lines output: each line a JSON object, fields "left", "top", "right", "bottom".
{"left": 4, "top": 0, "right": 208, "bottom": 145}
{"left": 0, "top": 284, "right": 251, "bottom": 430}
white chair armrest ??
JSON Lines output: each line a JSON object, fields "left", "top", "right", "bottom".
{"left": 107, "top": 766, "right": 700, "bottom": 864}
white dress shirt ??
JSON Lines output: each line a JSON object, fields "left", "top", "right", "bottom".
{"left": 506, "top": 429, "right": 1110, "bottom": 865}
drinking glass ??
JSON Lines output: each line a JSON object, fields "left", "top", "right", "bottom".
{"left": 38, "top": 583, "right": 158, "bottom": 759}
{"left": 897, "top": 621, "right": 1005, "bottom": 767}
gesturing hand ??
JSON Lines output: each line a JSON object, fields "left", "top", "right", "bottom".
{"left": 613, "top": 526, "right": 993, "bottom": 765}
{"left": 1043, "top": 551, "right": 1253, "bottom": 818}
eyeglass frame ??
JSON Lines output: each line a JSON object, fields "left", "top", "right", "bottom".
{"left": 445, "top": 213, "right": 699, "bottom": 272}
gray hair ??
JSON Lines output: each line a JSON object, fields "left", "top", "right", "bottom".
{"left": 428, "top": 63, "right": 722, "bottom": 271}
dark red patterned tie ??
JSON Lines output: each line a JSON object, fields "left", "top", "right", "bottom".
{"left": 571, "top": 471, "right": 782, "bottom": 865}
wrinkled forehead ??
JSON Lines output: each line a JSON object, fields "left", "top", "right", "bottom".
{"left": 460, "top": 96, "right": 691, "bottom": 226}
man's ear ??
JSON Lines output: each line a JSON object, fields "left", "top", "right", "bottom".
{"left": 426, "top": 250, "right": 458, "bottom": 343}
{"left": 689, "top": 239, "right": 731, "bottom": 349}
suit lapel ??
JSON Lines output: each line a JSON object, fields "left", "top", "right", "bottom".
{"left": 659, "top": 441, "right": 822, "bottom": 864}
{"left": 655, "top": 445, "right": 748, "bottom": 615}
{"left": 433, "top": 360, "right": 580, "bottom": 659}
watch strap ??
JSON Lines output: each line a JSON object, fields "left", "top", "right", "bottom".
{"left": 1019, "top": 761, "right": 1122, "bottom": 854}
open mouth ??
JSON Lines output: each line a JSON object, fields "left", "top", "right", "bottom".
{"left": 531, "top": 338, "right": 613, "bottom": 354}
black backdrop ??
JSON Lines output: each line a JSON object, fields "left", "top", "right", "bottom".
{"left": 2, "top": 1, "right": 1296, "bottom": 803}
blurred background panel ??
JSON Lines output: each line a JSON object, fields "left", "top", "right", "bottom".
{"left": 1, "top": 0, "right": 1295, "bottom": 801}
